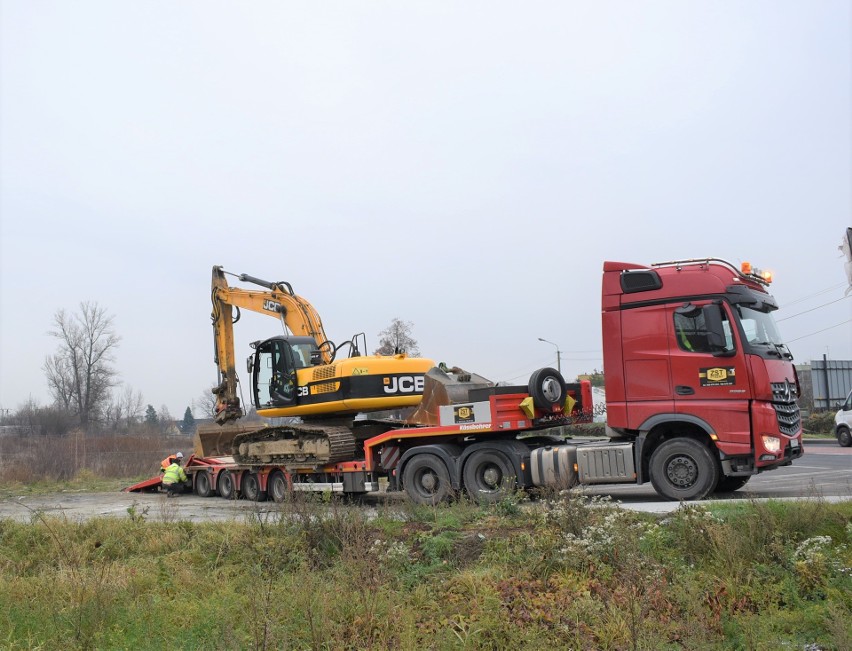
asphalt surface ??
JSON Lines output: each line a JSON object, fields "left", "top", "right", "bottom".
{"left": 0, "top": 439, "right": 848, "bottom": 522}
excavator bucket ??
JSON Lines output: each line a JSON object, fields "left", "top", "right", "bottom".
{"left": 406, "top": 366, "right": 494, "bottom": 426}
{"left": 194, "top": 422, "right": 268, "bottom": 458}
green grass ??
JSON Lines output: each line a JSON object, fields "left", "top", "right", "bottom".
{"left": 1, "top": 493, "right": 850, "bottom": 650}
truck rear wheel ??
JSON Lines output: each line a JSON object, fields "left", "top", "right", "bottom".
{"left": 217, "top": 470, "right": 237, "bottom": 499}
{"left": 268, "top": 470, "right": 289, "bottom": 502}
{"left": 463, "top": 450, "right": 515, "bottom": 504}
{"left": 241, "top": 472, "right": 266, "bottom": 502}
{"left": 194, "top": 471, "right": 214, "bottom": 497}
{"left": 403, "top": 454, "right": 452, "bottom": 505}
{"left": 649, "top": 438, "right": 719, "bottom": 501}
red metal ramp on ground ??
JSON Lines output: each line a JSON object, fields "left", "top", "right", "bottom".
{"left": 123, "top": 475, "right": 162, "bottom": 492}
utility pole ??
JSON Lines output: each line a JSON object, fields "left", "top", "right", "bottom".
{"left": 537, "top": 337, "right": 561, "bottom": 374}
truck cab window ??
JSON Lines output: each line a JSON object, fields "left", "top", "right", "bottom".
{"left": 735, "top": 305, "right": 783, "bottom": 346}
{"left": 674, "top": 309, "right": 734, "bottom": 354}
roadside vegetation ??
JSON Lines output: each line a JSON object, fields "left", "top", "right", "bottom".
{"left": 803, "top": 410, "right": 838, "bottom": 438}
{"left": 1, "top": 491, "right": 850, "bottom": 650}
{"left": 0, "top": 432, "right": 186, "bottom": 491}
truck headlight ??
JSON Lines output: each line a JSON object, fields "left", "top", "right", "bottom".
{"left": 762, "top": 435, "right": 781, "bottom": 453}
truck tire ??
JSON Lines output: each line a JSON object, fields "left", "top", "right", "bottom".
{"left": 714, "top": 475, "right": 750, "bottom": 493}
{"left": 528, "top": 367, "right": 566, "bottom": 411}
{"left": 403, "top": 454, "right": 452, "bottom": 505}
{"left": 463, "top": 450, "right": 515, "bottom": 504}
{"left": 268, "top": 470, "right": 289, "bottom": 502}
{"left": 194, "top": 471, "right": 214, "bottom": 497}
{"left": 241, "top": 472, "right": 266, "bottom": 502}
{"left": 649, "top": 438, "right": 719, "bottom": 501}
{"left": 837, "top": 426, "right": 852, "bottom": 448}
{"left": 217, "top": 470, "right": 237, "bottom": 500}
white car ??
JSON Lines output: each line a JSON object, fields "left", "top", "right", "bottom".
{"left": 836, "top": 390, "right": 852, "bottom": 447}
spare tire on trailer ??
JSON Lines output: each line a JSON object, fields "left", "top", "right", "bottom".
{"left": 528, "top": 367, "right": 567, "bottom": 411}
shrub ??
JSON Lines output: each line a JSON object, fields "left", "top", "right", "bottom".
{"left": 804, "top": 410, "right": 836, "bottom": 435}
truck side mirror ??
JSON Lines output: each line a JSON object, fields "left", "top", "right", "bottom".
{"left": 246, "top": 355, "right": 254, "bottom": 375}
{"left": 702, "top": 304, "right": 730, "bottom": 353}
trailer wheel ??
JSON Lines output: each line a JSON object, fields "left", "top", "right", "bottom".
{"left": 838, "top": 426, "right": 852, "bottom": 448}
{"left": 463, "top": 450, "right": 516, "bottom": 504}
{"left": 649, "top": 438, "right": 719, "bottom": 501}
{"left": 194, "top": 471, "right": 214, "bottom": 497}
{"left": 268, "top": 470, "right": 289, "bottom": 503}
{"left": 241, "top": 472, "right": 266, "bottom": 502}
{"left": 528, "top": 367, "right": 566, "bottom": 411}
{"left": 714, "top": 475, "right": 750, "bottom": 493}
{"left": 217, "top": 470, "right": 237, "bottom": 500}
{"left": 402, "top": 454, "right": 452, "bottom": 505}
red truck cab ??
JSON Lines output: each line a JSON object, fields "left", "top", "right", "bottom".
{"left": 601, "top": 258, "right": 803, "bottom": 497}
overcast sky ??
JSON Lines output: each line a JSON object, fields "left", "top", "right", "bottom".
{"left": 1, "top": 1, "right": 850, "bottom": 419}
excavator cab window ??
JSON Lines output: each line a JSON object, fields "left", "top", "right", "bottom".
{"left": 253, "top": 338, "right": 298, "bottom": 407}
{"left": 291, "top": 341, "right": 317, "bottom": 369}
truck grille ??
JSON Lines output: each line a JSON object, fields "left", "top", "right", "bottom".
{"left": 771, "top": 381, "right": 801, "bottom": 436}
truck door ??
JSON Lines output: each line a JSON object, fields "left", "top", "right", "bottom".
{"left": 618, "top": 303, "right": 675, "bottom": 427}
{"left": 668, "top": 301, "right": 752, "bottom": 449}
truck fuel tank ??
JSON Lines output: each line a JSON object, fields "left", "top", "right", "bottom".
{"left": 530, "top": 442, "right": 637, "bottom": 489}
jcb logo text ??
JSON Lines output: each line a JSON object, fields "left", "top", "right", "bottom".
{"left": 383, "top": 376, "right": 425, "bottom": 394}
{"left": 263, "top": 299, "right": 281, "bottom": 313}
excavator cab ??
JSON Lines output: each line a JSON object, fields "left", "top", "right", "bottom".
{"left": 249, "top": 336, "right": 318, "bottom": 408}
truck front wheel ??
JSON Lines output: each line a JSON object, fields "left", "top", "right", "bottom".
{"left": 463, "top": 450, "right": 515, "bottom": 504}
{"left": 403, "top": 454, "right": 452, "bottom": 505}
{"left": 714, "top": 475, "right": 750, "bottom": 493}
{"left": 649, "top": 438, "right": 719, "bottom": 501}
{"left": 837, "top": 426, "right": 852, "bottom": 448}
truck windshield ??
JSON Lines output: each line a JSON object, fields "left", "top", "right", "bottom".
{"left": 735, "top": 305, "right": 785, "bottom": 347}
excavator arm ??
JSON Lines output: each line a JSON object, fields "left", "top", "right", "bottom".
{"left": 210, "top": 266, "right": 333, "bottom": 423}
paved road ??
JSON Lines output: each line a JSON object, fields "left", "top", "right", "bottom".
{"left": 0, "top": 440, "right": 848, "bottom": 522}
{"left": 581, "top": 439, "right": 851, "bottom": 512}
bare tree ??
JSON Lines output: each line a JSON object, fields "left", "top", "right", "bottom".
{"left": 374, "top": 317, "right": 421, "bottom": 356}
{"left": 43, "top": 302, "right": 121, "bottom": 430}
{"left": 103, "top": 385, "right": 145, "bottom": 433}
{"left": 158, "top": 404, "right": 175, "bottom": 434}
{"left": 194, "top": 385, "right": 219, "bottom": 419}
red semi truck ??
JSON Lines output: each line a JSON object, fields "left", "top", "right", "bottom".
{"left": 130, "top": 258, "right": 803, "bottom": 503}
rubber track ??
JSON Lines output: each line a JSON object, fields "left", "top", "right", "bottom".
{"left": 231, "top": 423, "right": 357, "bottom": 466}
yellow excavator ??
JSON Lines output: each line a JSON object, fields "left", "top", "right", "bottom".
{"left": 197, "top": 266, "right": 437, "bottom": 465}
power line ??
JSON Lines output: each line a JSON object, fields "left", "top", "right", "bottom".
{"left": 787, "top": 319, "right": 852, "bottom": 343}
{"left": 777, "top": 294, "right": 851, "bottom": 322}
{"left": 783, "top": 282, "right": 847, "bottom": 307}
